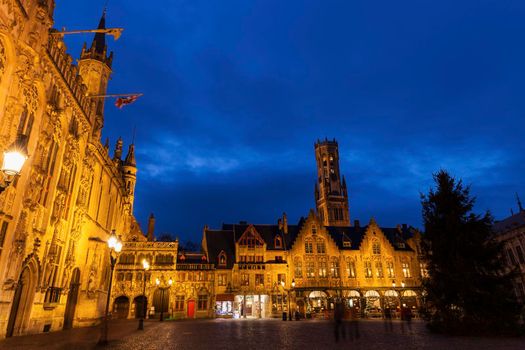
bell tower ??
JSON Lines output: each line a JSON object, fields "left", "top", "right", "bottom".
{"left": 314, "top": 138, "right": 350, "bottom": 227}
{"left": 78, "top": 9, "right": 113, "bottom": 139}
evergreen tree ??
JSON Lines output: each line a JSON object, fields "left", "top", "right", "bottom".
{"left": 421, "top": 170, "right": 522, "bottom": 335}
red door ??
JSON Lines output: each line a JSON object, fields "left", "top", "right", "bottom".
{"left": 187, "top": 300, "right": 195, "bottom": 318}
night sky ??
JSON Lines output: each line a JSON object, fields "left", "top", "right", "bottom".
{"left": 54, "top": 0, "right": 525, "bottom": 242}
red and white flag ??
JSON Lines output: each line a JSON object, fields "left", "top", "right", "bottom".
{"left": 115, "top": 94, "right": 140, "bottom": 109}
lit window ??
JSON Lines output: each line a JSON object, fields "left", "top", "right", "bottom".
{"left": 364, "top": 261, "right": 372, "bottom": 278}
{"left": 305, "top": 241, "right": 313, "bottom": 254}
{"left": 375, "top": 262, "right": 383, "bottom": 278}
{"left": 318, "top": 260, "right": 327, "bottom": 278}
{"left": 294, "top": 258, "right": 303, "bottom": 278}
{"left": 330, "top": 259, "right": 340, "bottom": 278}
{"left": 346, "top": 260, "right": 356, "bottom": 278}
{"left": 402, "top": 262, "right": 411, "bottom": 278}
{"left": 306, "top": 261, "right": 315, "bottom": 278}
{"left": 218, "top": 251, "right": 227, "bottom": 266}
{"left": 387, "top": 261, "right": 395, "bottom": 278}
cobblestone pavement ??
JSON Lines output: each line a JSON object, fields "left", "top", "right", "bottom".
{"left": 1, "top": 319, "right": 523, "bottom": 350}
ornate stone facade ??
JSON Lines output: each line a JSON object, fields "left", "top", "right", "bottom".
{"left": 0, "top": 1, "right": 140, "bottom": 337}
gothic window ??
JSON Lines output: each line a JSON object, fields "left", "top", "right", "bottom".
{"left": 117, "top": 273, "right": 124, "bottom": 282}
{"left": 402, "top": 261, "right": 411, "bottom": 278}
{"left": 305, "top": 240, "right": 313, "bottom": 254}
{"left": 318, "top": 259, "right": 327, "bottom": 278}
{"left": 317, "top": 239, "right": 326, "bottom": 254}
{"left": 372, "top": 241, "right": 381, "bottom": 255}
{"left": 218, "top": 273, "right": 227, "bottom": 286}
{"left": 330, "top": 258, "right": 340, "bottom": 278}
{"left": 274, "top": 235, "right": 282, "bottom": 248}
{"left": 294, "top": 257, "right": 303, "bottom": 278}
{"left": 241, "top": 273, "right": 249, "bottom": 286}
{"left": 346, "top": 259, "right": 356, "bottom": 278}
{"left": 255, "top": 274, "right": 264, "bottom": 286}
{"left": 364, "top": 261, "right": 373, "bottom": 278}
{"left": 218, "top": 251, "right": 227, "bottom": 266}
{"left": 387, "top": 261, "right": 395, "bottom": 278}
{"left": 306, "top": 261, "right": 315, "bottom": 278}
{"left": 155, "top": 254, "right": 174, "bottom": 265}
{"left": 375, "top": 261, "right": 384, "bottom": 278}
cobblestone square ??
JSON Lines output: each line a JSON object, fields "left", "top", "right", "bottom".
{"left": 0, "top": 319, "right": 523, "bottom": 350}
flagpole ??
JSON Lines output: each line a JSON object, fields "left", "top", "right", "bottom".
{"left": 88, "top": 93, "right": 143, "bottom": 99}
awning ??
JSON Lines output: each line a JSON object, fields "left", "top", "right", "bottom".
{"left": 215, "top": 294, "right": 234, "bottom": 301}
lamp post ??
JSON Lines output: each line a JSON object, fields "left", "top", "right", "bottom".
{"left": 138, "top": 259, "right": 150, "bottom": 330}
{"left": 98, "top": 230, "right": 122, "bottom": 346}
{"left": 156, "top": 277, "right": 173, "bottom": 321}
{"left": 280, "top": 280, "right": 294, "bottom": 321}
{"left": 0, "top": 135, "right": 28, "bottom": 195}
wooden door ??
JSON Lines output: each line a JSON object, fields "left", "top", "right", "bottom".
{"left": 187, "top": 300, "right": 195, "bottom": 318}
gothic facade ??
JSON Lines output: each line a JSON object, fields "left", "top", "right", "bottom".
{"left": 0, "top": 1, "right": 141, "bottom": 337}
{"left": 113, "top": 139, "right": 425, "bottom": 321}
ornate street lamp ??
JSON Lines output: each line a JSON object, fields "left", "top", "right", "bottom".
{"left": 138, "top": 259, "right": 150, "bottom": 330}
{"left": 98, "top": 230, "right": 122, "bottom": 346}
{"left": 0, "top": 136, "right": 28, "bottom": 195}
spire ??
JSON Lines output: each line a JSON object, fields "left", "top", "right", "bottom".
{"left": 517, "top": 193, "right": 524, "bottom": 212}
{"left": 124, "top": 143, "right": 136, "bottom": 167}
{"left": 80, "top": 8, "right": 113, "bottom": 67}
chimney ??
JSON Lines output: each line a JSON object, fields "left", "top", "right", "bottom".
{"left": 147, "top": 213, "right": 155, "bottom": 241}
{"left": 402, "top": 223, "right": 408, "bottom": 230}
{"left": 354, "top": 219, "right": 360, "bottom": 228}
{"left": 282, "top": 212, "right": 288, "bottom": 234}
{"left": 278, "top": 218, "right": 283, "bottom": 231}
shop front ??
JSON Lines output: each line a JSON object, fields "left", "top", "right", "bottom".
{"left": 215, "top": 294, "right": 234, "bottom": 318}
{"left": 234, "top": 294, "right": 269, "bottom": 318}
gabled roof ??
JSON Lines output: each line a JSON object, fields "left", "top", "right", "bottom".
{"left": 493, "top": 210, "right": 525, "bottom": 234}
{"left": 204, "top": 229, "right": 235, "bottom": 269}
{"left": 325, "top": 224, "right": 415, "bottom": 251}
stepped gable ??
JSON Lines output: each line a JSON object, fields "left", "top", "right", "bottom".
{"left": 326, "top": 224, "right": 415, "bottom": 251}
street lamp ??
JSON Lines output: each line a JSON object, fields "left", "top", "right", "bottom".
{"left": 98, "top": 230, "right": 122, "bottom": 346}
{"left": 290, "top": 279, "right": 295, "bottom": 321}
{"left": 0, "top": 135, "right": 28, "bottom": 195}
{"left": 138, "top": 259, "right": 150, "bottom": 330}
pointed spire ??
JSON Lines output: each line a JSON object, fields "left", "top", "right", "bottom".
{"left": 124, "top": 143, "right": 136, "bottom": 167}
{"left": 80, "top": 8, "right": 113, "bottom": 67}
{"left": 92, "top": 9, "right": 107, "bottom": 55}
{"left": 516, "top": 193, "right": 524, "bottom": 212}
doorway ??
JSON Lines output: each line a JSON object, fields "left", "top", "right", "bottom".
{"left": 187, "top": 300, "right": 195, "bottom": 318}
{"left": 6, "top": 262, "right": 37, "bottom": 337}
{"left": 113, "top": 296, "right": 130, "bottom": 319}
{"left": 63, "top": 268, "right": 80, "bottom": 329}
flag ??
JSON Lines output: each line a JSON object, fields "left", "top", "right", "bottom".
{"left": 115, "top": 94, "right": 140, "bottom": 109}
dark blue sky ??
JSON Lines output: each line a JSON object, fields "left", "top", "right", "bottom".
{"left": 55, "top": 0, "right": 525, "bottom": 241}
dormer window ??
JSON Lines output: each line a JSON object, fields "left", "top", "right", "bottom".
{"left": 343, "top": 241, "right": 351, "bottom": 248}
{"left": 218, "top": 251, "right": 227, "bottom": 266}
{"left": 275, "top": 235, "right": 283, "bottom": 248}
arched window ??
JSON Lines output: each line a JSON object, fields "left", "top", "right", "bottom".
{"left": 371, "top": 240, "right": 380, "bottom": 254}
{"left": 305, "top": 239, "right": 313, "bottom": 254}
{"left": 218, "top": 251, "right": 227, "bottom": 266}
{"left": 274, "top": 235, "right": 283, "bottom": 248}
{"left": 330, "top": 257, "right": 340, "bottom": 278}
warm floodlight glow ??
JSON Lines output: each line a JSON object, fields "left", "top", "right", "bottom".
{"left": 156, "top": 278, "right": 160, "bottom": 285}
{"left": 168, "top": 277, "right": 173, "bottom": 285}
{"left": 291, "top": 279, "right": 295, "bottom": 288}
{"left": 2, "top": 149, "right": 27, "bottom": 176}
{"left": 107, "top": 233, "right": 117, "bottom": 249}
{"left": 142, "top": 259, "right": 150, "bottom": 270}
{"left": 114, "top": 241, "right": 123, "bottom": 253}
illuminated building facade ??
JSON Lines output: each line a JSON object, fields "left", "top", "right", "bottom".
{"left": 0, "top": 1, "right": 142, "bottom": 337}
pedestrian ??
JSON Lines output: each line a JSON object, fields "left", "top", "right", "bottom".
{"left": 333, "top": 300, "right": 345, "bottom": 342}
{"left": 384, "top": 306, "right": 393, "bottom": 332}
{"left": 348, "top": 306, "right": 360, "bottom": 340}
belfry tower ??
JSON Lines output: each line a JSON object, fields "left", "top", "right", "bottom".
{"left": 78, "top": 9, "right": 113, "bottom": 139}
{"left": 314, "top": 138, "right": 350, "bottom": 227}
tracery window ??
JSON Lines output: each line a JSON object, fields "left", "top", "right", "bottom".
{"left": 346, "top": 259, "right": 356, "bottom": 278}
{"left": 375, "top": 261, "right": 384, "bottom": 278}
{"left": 372, "top": 240, "right": 381, "bottom": 255}
{"left": 330, "top": 258, "right": 340, "bottom": 278}
{"left": 305, "top": 240, "right": 313, "bottom": 254}
{"left": 387, "top": 261, "right": 395, "bottom": 278}
{"left": 364, "top": 261, "right": 373, "bottom": 278}
{"left": 306, "top": 261, "right": 315, "bottom": 278}
{"left": 318, "top": 259, "right": 327, "bottom": 278}
{"left": 402, "top": 261, "right": 411, "bottom": 278}
{"left": 317, "top": 239, "right": 326, "bottom": 254}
